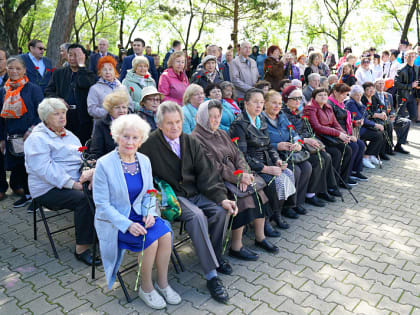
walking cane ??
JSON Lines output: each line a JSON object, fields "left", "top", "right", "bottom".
{"left": 332, "top": 167, "right": 359, "bottom": 204}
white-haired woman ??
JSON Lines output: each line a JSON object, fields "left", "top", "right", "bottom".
{"left": 122, "top": 56, "right": 156, "bottom": 112}
{"left": 181, "top": 83, "right": 205, "bottom": 134}
{"left": 24, "top": 98, "right": 99, "bottom": 265}
{"left": 92, "top": 114, "right": 181, "bottom": 310}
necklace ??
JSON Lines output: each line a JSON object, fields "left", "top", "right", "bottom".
{"left": 119, "top": 151, "right": 140, "bottom": 176}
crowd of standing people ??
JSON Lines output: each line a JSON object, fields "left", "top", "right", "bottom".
{"left": 0, "top": 35, "right": 419, "bottom": 309}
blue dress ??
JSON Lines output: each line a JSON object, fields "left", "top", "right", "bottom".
{"left": 117, "top": 163, "right": 170, "bottom": 251}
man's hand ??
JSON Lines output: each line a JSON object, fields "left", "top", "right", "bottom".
{"left": 221, "top": 200, "right": 238, "bottom": 216}
{"left": 80, "top": 168, "right": 95, "bottom": 190}
{"left": 72, "top": 182, "right": 83, "bottom": 191}
{"left": 412, "top": 81, "right": 418, "bottom": 88}
{"left": 75, "top": 48, "right": 86, "bottom": 66}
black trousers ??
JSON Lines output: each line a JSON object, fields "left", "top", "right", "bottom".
{"left": 0, "top": 154, "right": 8, "bottom": 193}
{"left": 288, "top": 161, "right": 311, "bottom": 206}
{"left": 307, "top": 150, "right": 337, "bottom": 193}
{"left": 360, "top": 128, "right": 384, "bottom": 156}
{"left": 35, "top": 188, "right": 95, "bottom": 245}
{"left": 394, "top": 117, "right": 411, "bottom": 145}
{"left": 10, "top": 165, "right": 29, "bottom": 195}
{"left": 325, "top": 143, "right": 352, "bottom": 183}
{"left": 384, "top": 121, "right": 394, "bottom": 153}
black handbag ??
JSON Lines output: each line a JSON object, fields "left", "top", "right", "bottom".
{"left": 320, "top": 134, "right": 343, "bottom": 146}
{"left": 304, "top": 139, "right": 326, "bottom": 154}
{"left": 224, "top": 175, "right": 266, "bottom": 198}
{"left": 7, "top": 134, "right": 25, "bottom": 157}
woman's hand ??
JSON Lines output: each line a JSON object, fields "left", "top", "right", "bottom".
{"left": 0, "top": 140, "right": 5, "bottom": 155}
{"left": 291, "top": 143, "right": 302, "bottom": 151}
{"left": 72, "top": 182, "right": 83, "bottom": 191}
{"left": 338, "top": 132, "right": 350, "bottom": 143}
{"left": 277, "top": 142, "right": 292, "bottom": 151}
{"left": 80, "top": 169, "right": 95, "bottom": 190}
{"left": 239, "top": 173, "right": 253, "bottom": 192}
{"left": 350, "top": 136, "right": 357, "bottom": 142}
{"left": 143, "top": 214, "right": 155, "bottom": 229}
{"left": 304, "top": 138, "right": 320, "bottom": 148}
{"left": 262, "top": 165, "right": 283, "bottom": 176}
{"left": 128, "top": 222, "right": 147, "bottom": 236}
{"left": 375, "top": 123, "right": 384, "bottom": 131}
{"left": 221, "top": 199, "right": 238, "bottom": 216}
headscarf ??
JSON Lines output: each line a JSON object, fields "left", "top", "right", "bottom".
{"left": 0, "top": 76, "right": 29, "bottom": 119}
{"left": 195, "top": 100, "right": 218, "bottom": 132}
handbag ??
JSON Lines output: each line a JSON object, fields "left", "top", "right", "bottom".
{"left": 7, "top": 134, "right": 25, "bottom": 157}
{"left": 319, "top": 134, "right": 343, "bottom": 146}
{"left": 224, "top": 174, "right": 266, "bottom": 198}
{"left": 289, "top": 150, "right": 310, "bottom": 163}
{"left": 154, "top": 178, "right": 182, "bottom": 222}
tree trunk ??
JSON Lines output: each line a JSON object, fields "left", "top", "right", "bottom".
{"left": 416, "top": 0, "right": 419, "bottom": 46}
{"left": 0, "top": 0, "right": 36, "bottom": 53}
{"left": 46, "top": 0, "right": 79, "bottom": 67}
{"left": 232, "top": 0, "right": 239, "bottom": 52}
{"left": 285, "top": 0, "right": 293, "bottom": 52}
{"left": 337, "top": 26, "right": 342, "bottom": 57}
{"left": 400, "top": 0, "right": 417, "bottom": 42}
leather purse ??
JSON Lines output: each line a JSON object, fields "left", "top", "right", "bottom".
{"left": 303, "top": 139, "right": 325, "bottom": 154}
{"left": 319, "top": 134, "right": 343, "bottom": 146}
{"left": 224, "top": 174, "right": 266, "bottom": 198}
{"left": 7, "top": 134, "right": 25, "bottom": 157}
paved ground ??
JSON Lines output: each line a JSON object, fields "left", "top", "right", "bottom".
{"left": 0, "top": 125, "right": 419, "bottom": 315}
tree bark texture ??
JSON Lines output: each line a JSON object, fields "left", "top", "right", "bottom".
{"left": 46, "top": 0, "right": 79, "bottom": 67}
{"left": 400, "top": 0, "right": 417, "bottom": 42}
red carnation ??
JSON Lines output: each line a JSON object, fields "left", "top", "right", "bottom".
{"left": 238, "top": 98, "right": 244, "bottom": 101}
{"left": 52, "top": 67, "right": 57, "bottom": 72}
{"left": 34, "top": 66, "right": 39, "bottom": 70}
{"left": 196, "top": 75, "right": 201, "bottom": 79}
{"left": 147, "top": 189, "right": 158, "bottom": 195}
{"left": 301, "top": 115, "right": 309, "bottom": 120}
{"left": 204, "top": 72, "right": 208, "bottom": 75}
{"left": 233, "top": 170, "right": 243, "bottom": 176}
{"left": 46, "top": 68, "right": 51, "bottom": 72}
{"left": 402, "top": 98, "right": 407, "bottom": 102}
{"left": 287, "top": 124, "right": 295, "bottom": 130}
{"left": 297, "top": 139, "right": 303, "bottom": 144}
{"left": 78, "top": 146, "right": 88, "bottom": 152}
{"left": 219, "top": 67, "right": 224, "bottom": 71}
{"left": 129, "top": 87, "right": 134, "bottom": 92}
{"left": 291, "top": 111, "right": 297, "bottom": 116}
{"left": 352, "top": 112, "right": 357, "bottom": 116}
{"left": 144, "top": 74, "right": 149, "bottom": 79}
{"left": 267, "top": 65, "right": 272, "bottom": 68}
{"left": 379, "top": 105, "right": 384, "bottom": 109}
{"left": 231, "top": 137, "right": 239, "bottom": 143}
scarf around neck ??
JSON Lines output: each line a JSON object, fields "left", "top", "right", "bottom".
{"left": 1, "top": 76, "right": 29, "bottom": 119}
{"left": 328, "top": 95, "right": 352, "bottom": 134}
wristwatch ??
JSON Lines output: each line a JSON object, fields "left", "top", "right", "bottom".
{"left": 78, "top": 64, "right": 85, "bottom": 68}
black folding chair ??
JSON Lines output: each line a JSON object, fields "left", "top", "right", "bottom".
{"left": 33, "top": 199, "right": 74, "bottom": 259}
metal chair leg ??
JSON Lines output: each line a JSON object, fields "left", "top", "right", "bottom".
{"left": 171, "top": 252, "right": 180, "bottom": 274}
{"left": 117, "top": 272, "right": 132, "bottom": 303}
{"left": 91, "top": 233, "right": 97, "bottom": 279}
{"left": 172, "top": 247, "right": 185, "bottom": 272}
{"left": 33, "top": 200, "right": 37, "bottom": 240}
{"left": 39, "top": 205, "right": 59, "bottom": 259}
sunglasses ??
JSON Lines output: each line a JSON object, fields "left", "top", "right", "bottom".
{"left": 37, "top": 47, "right": 46, "bottom": 51}
{"left": 288, "top": 96, "right": 302, "bottom": 101}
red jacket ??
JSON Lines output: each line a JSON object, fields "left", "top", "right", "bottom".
{"left": 303, "top": 99, "right": 344, "bottom": 137}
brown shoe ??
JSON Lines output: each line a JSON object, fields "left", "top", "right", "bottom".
{"left": 13, "top": 188, "right": 25, "bottom": 196}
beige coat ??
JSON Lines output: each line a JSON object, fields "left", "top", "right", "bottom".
{"left": 229, "top": 55, "right": 259, "bottom": 98}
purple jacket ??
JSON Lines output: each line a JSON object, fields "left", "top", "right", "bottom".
{"left": 283, "top": 63, "right": 300, "bottom": 80}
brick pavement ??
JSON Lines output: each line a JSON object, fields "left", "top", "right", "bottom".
{"left": 0, "top": 125, "right": 419, "bottom": 314}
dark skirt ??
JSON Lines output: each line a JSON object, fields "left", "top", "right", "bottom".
{"left": 118, "top": 210, "right": 171, "bottom": 252}
{"left": 230, "top": 192, "right": 270, "bottom": 230}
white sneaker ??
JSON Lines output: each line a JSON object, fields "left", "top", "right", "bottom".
{"left": 154, "top": 283, "right": 182, "bottom": 305}
{"left": 363, "top": 158, "right": 375, "bottom": 169}
{"left": 138, "top": 287, "right": 167, "bottom": 309}
{"left": 370, "top": 155, "right": 380, "bottom": 165}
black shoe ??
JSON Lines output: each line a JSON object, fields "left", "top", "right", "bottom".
{"left": 282, "top": 208, "right": 299, "bottom": 219}
{"left": 294, "top": 205, "right": 307, "bottom": 215}
{"left": 264, "top": 220, "right": 281, "bottom": 237}
{"left": 271, "top": 213, "right": 290, "bottom": 229}
{"left": 207, "top": 277, "right": 229, "bottom": 304}
{"left": 339, "top": 182, "right": 352, "bottom": 189}
{"left": 347, "top": 178, "right": 358, "bottom": 186}
{"left": 255, "top": 239, "right": 279, "bottom": 253}
{"left": 387, "top": 150, "right": 395, "bottom": 156}
{"left": 13, "top": 195, "right": 32, "bottom": 208}
{"left": 317, "top": 192, "right": 336, "bottom": 202}
{"left": 352, "top": 172, "right": 368, "bottom": 182}
{"left": 328, "top": 188, "right": 342, "bottom": 197}
{"left": 379, "top": 153, "right": 390, "bottom": 160}
{"left": 216, "top": 260, "right": 233, "bottom": 275}
{"left": 394, "top": 144, "right": 409, "bottom": 154}
{"left": 305, "top": 196, "right": 326, "bottom": 207}
{"left": 74, "top": 249, "right": 102, "bottom": 266}
{"left": 27, "top": 202, "right": 38, "bottom": 213}
{"left": 229, "top": 247, "right": 259, "bottom": 261}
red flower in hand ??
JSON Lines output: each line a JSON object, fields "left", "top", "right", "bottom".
{"left": 291, "top": 111, "right": 297, "bottom": 116}
{"left": 267, "top": 65, "right": 272, "bottom": 69}
{"left": 233, "top": 170, "right": 243, "bottom": 176}
{"left": 297, "top": 139, "right": 303, "bottom": 144}
{"left": 231, "top": 137, "right": 239, "bottom": 143}
{"left": 287, "top": 124, "right": 295, "bottom": 130}
{"left": 402, "top": 98, "right": 407, "bottom": 102}
{"left": 78, "top": 146, "right": 88, "bottom": 152}
{"left": 46, "top": 68, "right": 51, "bottom": 72}
{"left": 196, "top": 75, "right": 201, "bottom": 79}
{"left": 144, "top": 74, "right": 149, "bottom": 79}
{"left": 147, "top": 189, "right": 158, "bottom": 196}
{"left": 52, "top": 67, "right": 57, "bottom": 72}
{"left": 352, "top": 112, "right": 357, "bottom": 117}
{"left": 379, "top": 105, "right": 384, "bottom": 109}
{"left": 129, "top": 87, "right": 134, "bottom": 92}
{"left": 301, "top": 115, "right": 309, "bottom": 120}
{"left": 34, "top": 66, "right": 39, "bottom": 70}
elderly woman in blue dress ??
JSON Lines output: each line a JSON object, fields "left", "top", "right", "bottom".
{"left": 92, "top": 114, "right": 181, "bottom": 310}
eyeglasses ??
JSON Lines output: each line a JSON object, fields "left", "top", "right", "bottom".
{"left": 288, "top": 96, "right": 302, "bottom": 101}
{"left": 362, "top": 60, "right": 370, "bottom": 64}
{"left": 145, "top": 97, "right": 161, "bottom": 103}
{"left": 37, "top": 47, "right": 46, "bottom": 51}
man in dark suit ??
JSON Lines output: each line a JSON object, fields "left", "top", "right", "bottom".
{"left": 45, "top": 44, "right": 96, "bottom": 145}
{"left": 119, "top": 38, "right": 157, "bottom": 82}
{"left": 394, "top": 50, "right": 419, "bottom": 154}
{"left": 88, "top": 38, "right": 118, "bottom": 75}
{"left": 20, "top": 39, "right": 52, "bottom": 93}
